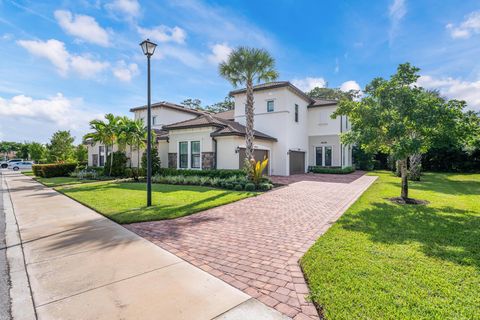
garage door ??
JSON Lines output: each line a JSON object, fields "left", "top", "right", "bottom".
{"left": 238, "top": 148, "right": 269, "bottom": 175}
{"left": 289, "top": 151, "right": 305, "bottom": 174}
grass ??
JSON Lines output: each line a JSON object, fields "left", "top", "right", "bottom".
{"left": 56, "top": 181, "right": 257, "bottom": 224}
{"left": 301, "top": 171, "right": 480, "bottom": 320}
{"left": 30, "top": 175, "right": 97, "bottom": 187}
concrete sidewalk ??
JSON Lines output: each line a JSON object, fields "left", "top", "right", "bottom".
{"left": 2, "top": 171, "right": 288, "bottom": 320}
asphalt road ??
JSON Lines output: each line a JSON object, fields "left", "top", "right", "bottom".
{"left": 0, "top": 171, "right": 12, "bottom": 320}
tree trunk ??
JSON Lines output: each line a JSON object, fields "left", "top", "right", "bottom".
{"left": 245, "top": 78, "right": 255, "bottom": 164}
{"left": 400, "top": 158, "right": 409, "bottom": 199}
{"left": 129, "top": 145, "right": 132, "bottom": 168}
{"left": 109, "top": 144, "right": 114, "bottom": 176}
{"left": 409, "top": 153, "right": 422, "bottom": 181}
{"left": 395, "top": 160, "right": 401, "bottom": 177}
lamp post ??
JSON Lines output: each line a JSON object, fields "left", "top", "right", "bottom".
{"left": 140, "top": 38, "right": 157, "bottom": 207}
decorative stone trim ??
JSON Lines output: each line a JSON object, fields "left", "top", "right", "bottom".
{"left": 168, "top": 153, "right": 177, "bottom": 168}
{"left": 202, "top": 152, "right": 215, "bottom": 170}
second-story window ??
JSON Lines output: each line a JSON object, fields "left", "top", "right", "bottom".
{"left": 152, "top": 116, "right": 157, "bottom": 125}
{"left": 267, "top": 100, "right": 274, "bottom": 112}
{"left": 295, "top": 104, "right": 299, "bottom": 122}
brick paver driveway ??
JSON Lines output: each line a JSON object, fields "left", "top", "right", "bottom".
{"left": 127, "top": 172, "right": 377, "bottom": 320}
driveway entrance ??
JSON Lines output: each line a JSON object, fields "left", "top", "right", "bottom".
{"left": 128, "top": 173, "right": 377, "bottom": 320}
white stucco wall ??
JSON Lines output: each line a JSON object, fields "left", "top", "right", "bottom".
{"left": 232, "top": 86, "right": 310, "bottom": 175}
{"left": 133, "top": 106, "right": 198, "bottom": 129}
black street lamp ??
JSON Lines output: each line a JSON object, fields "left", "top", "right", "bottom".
{"left": 140, "top": 38, "right": 157, "bottom": 207}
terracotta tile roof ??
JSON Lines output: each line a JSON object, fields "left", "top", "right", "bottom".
{"left": 129, "top": 101, "right": 205, "bottom": 115}
{"left": 229, "top": 81, "right": 314, "bottom": 104}
{"left": 163, "top": 114, "right": 277, "bottom": 141}
{"left": 153, "top": 129, "right": 169, "bottom": 141}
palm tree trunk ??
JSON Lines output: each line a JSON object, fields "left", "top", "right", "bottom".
{"left": 245, "top": 78, "right": 255, "bottom": 163}
{"left": 400, "top": 158, "right": 408, "bottom": 199}
{"left": 409, "top": 153, "right": 422, "bottom": 181}
{"left": 109, "top": 144, "right": 114, "bottom": 176}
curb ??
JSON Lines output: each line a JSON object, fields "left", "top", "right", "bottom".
{"left": 2, "top": 172, "right": 36, "bottom": 320}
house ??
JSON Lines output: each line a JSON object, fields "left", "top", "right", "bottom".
{"left": 86, "top": 81, "right": 352, "bottom": 176}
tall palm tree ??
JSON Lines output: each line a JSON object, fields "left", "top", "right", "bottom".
{"left": 84, "top": 113, "right": 120, "bottom": 176}
{"left": 219, "top": 47, "right": 278, "bottom": 166}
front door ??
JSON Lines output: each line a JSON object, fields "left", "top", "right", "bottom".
{"left": 315, "top": 146, "right": 333, "bottom": 166}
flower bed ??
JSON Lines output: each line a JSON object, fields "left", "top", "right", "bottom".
{"left": 308, "top": 166, "right": 355, "bottom": 174}
{"left": 152, "top": 174, "right": 273, "bottom": 191}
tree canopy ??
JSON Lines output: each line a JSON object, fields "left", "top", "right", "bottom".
{"left": 46, "top": 130, "right": 75, "bottom": 162}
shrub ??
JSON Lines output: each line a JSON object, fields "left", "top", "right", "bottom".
{"left": 245, "top": 183, "right": 256, "bottom": 191}
{"left": 104, "top": 151, "right": 127, "bottom": 177}
{"left": 224, "top": 183, "right": 234, "bottom": 190}
{"left": 259, "top": 183, "right": 273, "bottom": 191}
{"left": 157, "top": 168, "right": 245, "bottom": 179}
{"left": 32, "top": 163, "right": 77, "bottom": 178}
{"left": 234, "top": 184, "right": 243, "bottom": 191}
{"left": 77, "top": 169, "right": 98, "bottom": 180}
{"left": 141, "top": 145, "right": 161, "bottom": 176}
{"left": 308, "top": 166, "right": 355, "bottom": 174}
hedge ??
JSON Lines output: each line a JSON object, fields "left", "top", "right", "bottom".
{"left": 157, "top": 168, "right": 245, "bottom": 179}
{"left": 32, "top": 163, "right": 77, "bottom": 178}
{"left": 308, "top": 166, "right": 355, "bottom": 174}
{"left": 151, "top": 174, "right": 273, "bottom": 191}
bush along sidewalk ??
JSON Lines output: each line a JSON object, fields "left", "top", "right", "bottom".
{"left": 308, "top": 166, "right": 355, "bottom": 174}
{"left": 151, "top": 174, "right": 273, "bottom": 191}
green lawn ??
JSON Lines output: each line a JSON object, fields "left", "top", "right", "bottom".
{"left": 56, "top": 181, "right": 257, "bottom": 223}
{"left": 301, "top": 171, "right": 480, "bottom": 320}
{"left": 34, "top": 176, "right": 97, "bottom": 187}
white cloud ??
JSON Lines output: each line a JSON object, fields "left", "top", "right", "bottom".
{"left": 388, "top": 0, "right": 407, "bottom": 43}
{"left": 292, "top": 77, "right": 327, "bottom": 92}
{"left": 155, "top": 45, "right": 203, "bottom": 69}
{"left": 71, "top": 55, "right": 109, "bottom": 78}
{"left": 113, "top": 60, "right": 139, "bottom": 82}
{"left": 137, "top": 25, "right": 186, "bottom": 44}
{"left": 208, "top": 43, "right": 232, "bottom": 64}
{"left": 446, "top": 11, "right": 480, "bottom": 39}
{"left": 340, "top": 80, "right": 361, "bottom": 92}
{"left": 105, "top": 0, "right": 140, "bottom": 19}
{"left": 417, "top": 75, "right": 480, "bottom": 111}
{"left": 0, "top": 93, "right": 102, "bottom": 142}
{"left": 18, "top": 39, "right": 70, "bottom": 75}
{"left": 18, "top": 38, "right": 108, "bottom": 78}
{"left": 54, "top": 10, "right": 110, "bottom": 46}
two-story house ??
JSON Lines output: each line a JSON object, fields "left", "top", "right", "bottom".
{"left": 86, "top": 81, "right": 352, "bottom": 176}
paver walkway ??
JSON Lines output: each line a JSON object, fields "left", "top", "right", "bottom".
{"left": 2, "top": 171, "right": 287, "bottom": 320}
{"left": 127, "top": 172, "right": 377, "bottom": 320}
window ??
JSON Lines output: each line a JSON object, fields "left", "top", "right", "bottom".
{"left": 92, "top": 154, "right": 98, "bottom": 167}
{"left": 325, "top": 146, "right": 332, "bottom": 166}
{"left": 99, "top": 146, "right": 105, "bottom": 166}
{"left": 152, "top": 116, "right": 157, "bottom": 125}
{"left": 191, "top": 141, "right": 200, "bottom": 169}
{"left": 179, "top": 142, "right": 188, "bottom": 168}
{"left": 267, "top": 100, "right": 274, "bottom": 112}
{"left": 294, "top": 104, "right": 299, "bottom": 122}
{"left": 315, "top": 147, "right": 323, "bottom": 166}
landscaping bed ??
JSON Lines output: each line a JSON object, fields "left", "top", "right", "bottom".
{"left": 56, "top": 181, "right": 257, "bottom": 224}
{"left": 308, "top": 166, "right": 355, "bottom": 174}
{"left": 301, "top": 171, "right": 480, "bottom": 319}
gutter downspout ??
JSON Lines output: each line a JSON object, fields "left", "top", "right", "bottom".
{"left": 340, "top": 115, "right": 343, "bottom": 168}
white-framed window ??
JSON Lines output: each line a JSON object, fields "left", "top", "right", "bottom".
{"left": 267, "top": 100, "right": 274, "bottom": 112}
{"left": 178, "top": 141, "right": 201, "bottom": 169}
{"left": 315, "top": 146, "right": 333, "bottom": 166}
{"left": 152, "top": 116, "right": 157, "bottom": 125}
{"left": 179, "top": 142, "right": 188, "bottom": 168}
{"left": 191, "top": 141, "right": 200, "bottom": 169}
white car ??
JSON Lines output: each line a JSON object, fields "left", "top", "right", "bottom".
{"left": 9, "top": 161, "right": 34, "bottom": 171}
{"left": 1, "top": 159, "right": 23, "bottom": 169}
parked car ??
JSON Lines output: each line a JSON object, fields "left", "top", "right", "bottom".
{"left": 9, "top": 161, "right": 34, "bottom": 171}
{"left": 0, "top": 159, "right": 23, "bottom": 169}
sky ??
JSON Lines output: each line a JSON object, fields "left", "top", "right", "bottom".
{"left": 1, "top": 0, "right": 480, "bottom": 143}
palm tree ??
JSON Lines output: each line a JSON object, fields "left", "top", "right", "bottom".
{"left": 84, "top": 114, "right": 120, "bottom": 176}
{"left": 131, "top": 118, "right": 147, "bottom": 172}
{"left": 219, "top": 47, "right": 278, "bottom": 167}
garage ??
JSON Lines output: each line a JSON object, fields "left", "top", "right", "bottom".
{"left": 289, "top": 151, "right": 305, "bottom": 174}
{"left": 238, "top": 148, "right": 269, "bottom": 174}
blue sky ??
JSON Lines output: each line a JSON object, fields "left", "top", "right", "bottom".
{"left": 1, "top": 0, "right": 480, "bottom": 143}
